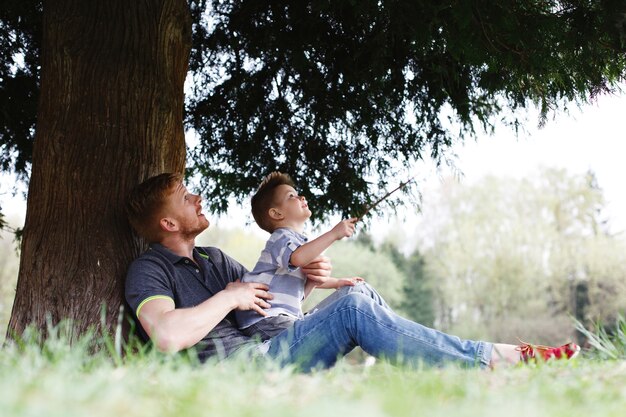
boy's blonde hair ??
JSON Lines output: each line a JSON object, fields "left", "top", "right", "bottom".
{"left": 126, "top": 173, "right": 183, "bottom": 242}
{"left": 251, "top": 172, "right": 295, "bottom": 233}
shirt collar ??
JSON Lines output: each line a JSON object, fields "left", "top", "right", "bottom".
{"left": 149, "top": 242, "right": 196, "bottom": 265}
{"left": 275, "top": 227, "right": 308, "bottom": 241}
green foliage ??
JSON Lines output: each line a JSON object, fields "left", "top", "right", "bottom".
{"left": 0, "top": 0, "right": 40, "bottom": 180}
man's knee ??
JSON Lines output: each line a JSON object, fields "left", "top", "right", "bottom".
{"left": 335, "top": 291, "right": 372, "bottom": 310}
{"left": 336, "top": 281, "right": 375, "bottom": 297}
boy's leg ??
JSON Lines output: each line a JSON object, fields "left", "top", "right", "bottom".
{"left": 266, "top": 291, "right": 493, "bottom": 372}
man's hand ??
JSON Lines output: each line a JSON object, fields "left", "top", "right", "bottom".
{"left": 224, "top": 280, "right": 273, "bottom": 317}
{"left": 301, "top": 255, "right": 333, "bottom": 283}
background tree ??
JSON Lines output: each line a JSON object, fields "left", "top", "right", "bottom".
{"left": 1, "top": 1, "right": 625, "bottom": 337}
{"left": 385, "top": 244, "right": 435, "bottom": 327}
{"left": 419, "top": 168, "right": 626, "bottom": 344}
{"left": 0, "top": 215, "right": 20, "bottom": 344}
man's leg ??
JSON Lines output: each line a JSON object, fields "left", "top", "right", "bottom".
{"left": 307, "top": 281, "right": 392, "bottom": 314}
{"left": 266, "top": 291, "right": 493, "bottom": 372}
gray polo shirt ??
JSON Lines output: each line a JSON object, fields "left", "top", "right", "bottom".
{"left": 125, "top": 243, "right": 253, "bottom": 361}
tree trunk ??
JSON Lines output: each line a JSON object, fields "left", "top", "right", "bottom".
{"left": 7, "top": 0, "right": 191, "bottom": 339}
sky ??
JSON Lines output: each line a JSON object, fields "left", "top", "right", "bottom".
{"left": 1, "top": 88, "right": 625, "bottom": 238}
{"left": 439, "top": 89, "right": 626, "bottom": 234}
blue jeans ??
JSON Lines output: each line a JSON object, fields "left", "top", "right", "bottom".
{"left": 263, "top": 283, "right": 493, "bottom": 372}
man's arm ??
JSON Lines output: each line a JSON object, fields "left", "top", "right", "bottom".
{"left": 300, "top": 256, "right": 332, "bottom": 283}
{"left": 137, "top": 281, "right": 272, "bottom": 353}
{"left": 301, "top": 256, "right": 333, "bottom": 299}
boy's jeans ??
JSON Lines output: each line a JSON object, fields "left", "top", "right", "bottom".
{"left": 264, "top": 282, "right": 493, "bottom": 371}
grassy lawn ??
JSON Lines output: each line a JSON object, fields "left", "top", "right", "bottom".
{"left": 2, "top": 327, "right": 626, "bottom": 417}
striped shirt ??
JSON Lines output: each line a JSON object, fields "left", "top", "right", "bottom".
{"left": 236, "top": 227, "right": 307, "bottom": 329}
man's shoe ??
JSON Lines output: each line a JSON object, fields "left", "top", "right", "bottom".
{"left": 517, "top": 341, "right": 581, "bottom": 362}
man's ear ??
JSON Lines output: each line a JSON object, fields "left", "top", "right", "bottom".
{"left": 268, "top": 208, "right": 284, "bottom": 221}
{"left": 159, "top": 217, "right": 178, "bottom": 233}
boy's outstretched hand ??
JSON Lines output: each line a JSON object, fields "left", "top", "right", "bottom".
{"left": 315, "top": 276, "right": 365, "bottom": 289}
{"left": 331, "top": 217, "right": 358, "bottom": 240}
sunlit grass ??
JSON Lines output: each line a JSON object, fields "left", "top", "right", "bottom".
{"left": 2, "top": 321, "right": 626, "bottom": 417}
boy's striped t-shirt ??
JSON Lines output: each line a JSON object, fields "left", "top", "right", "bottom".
{"left": 236, "top": 227, "right": 307, "bottom": 329}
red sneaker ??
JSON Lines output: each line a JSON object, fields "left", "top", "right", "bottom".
{"left": 517, "top": 341, "right": 581, "bottom": 362}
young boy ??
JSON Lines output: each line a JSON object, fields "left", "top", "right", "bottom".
{"left": 235, "top": 172, "right": 364, "bottom": 340}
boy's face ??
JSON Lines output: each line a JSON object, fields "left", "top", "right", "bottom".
{"left": 272, "top": 184, "right": 311, "bottom": 224}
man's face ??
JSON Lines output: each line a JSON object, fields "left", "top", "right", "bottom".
{"left": 162, "top": 182, "right": 210, "bottom": 237}
{"left": 272, "top": 184, "right": 311, "bottom": 224}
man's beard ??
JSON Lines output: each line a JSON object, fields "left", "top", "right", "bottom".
{"left": 179, "top": 218, "right": 209, "bottom": 239}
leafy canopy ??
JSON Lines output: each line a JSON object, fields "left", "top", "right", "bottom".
{"left": 186, "top": 0, "right": 625, "bottom": 217}
{"left": 2, "top": 0, "right": 625, "bottom": 217}
{"left": 0, "top": 0, "right": 40, "bottom": 181}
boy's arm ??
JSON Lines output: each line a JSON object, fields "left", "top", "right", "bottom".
{"left": 290, "top": 218, "right": 357, "bottom": 267}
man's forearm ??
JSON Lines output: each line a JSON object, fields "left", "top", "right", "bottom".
{"left": 141, "top": 291, "right": 236, "bottom": 353}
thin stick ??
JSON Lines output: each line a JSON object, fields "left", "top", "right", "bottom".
{"left": 357, "top": 177, "right": 415, "bottom": 221}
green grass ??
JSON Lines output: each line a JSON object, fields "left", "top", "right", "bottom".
{"left": 575, "top": 315, "right": 626, "bottom": 360}
{"left": 2, "top": 324, "right": 626, "bottom": 417}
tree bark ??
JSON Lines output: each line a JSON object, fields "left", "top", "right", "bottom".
{"left": 7, "top": 0, "right": 191, "bottom": 339}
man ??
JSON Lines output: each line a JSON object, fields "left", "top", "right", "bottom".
{"left": 125, "top": 173, "right": 579, "bottom": 371}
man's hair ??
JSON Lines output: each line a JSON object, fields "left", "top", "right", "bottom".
{"left": 126, "top": 172, "right": 183, "bottom": 242}
{"left": 251, "top": 172, "right": 295, "bottom": 233}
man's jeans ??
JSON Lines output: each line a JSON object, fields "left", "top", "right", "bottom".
{"left": 263, "top": 282, "right": 493, "bottom": 372}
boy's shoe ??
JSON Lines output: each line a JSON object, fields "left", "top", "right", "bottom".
{"left": 517, "top": 341, "right": 581, "bottom": 362}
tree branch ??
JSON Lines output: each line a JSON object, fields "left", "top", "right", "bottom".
{"left": 357, "top": 177, "right": 415, "bottom": 221}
